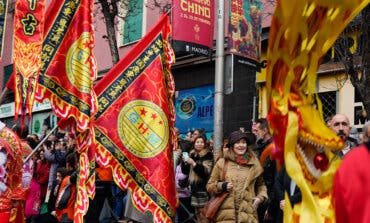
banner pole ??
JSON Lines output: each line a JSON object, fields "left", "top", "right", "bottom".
{"left": 213, "top": 0, "right": 225, "bottom": 152}
{"left": 23, "top": 124, "right": 58, "bottom": 164}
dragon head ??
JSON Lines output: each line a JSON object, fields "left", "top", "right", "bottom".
{"left": 270, "top": 104, "right": 343, "bottom": 191}
{"left": 266, "top": 1, "right": 369, "bottom": 222}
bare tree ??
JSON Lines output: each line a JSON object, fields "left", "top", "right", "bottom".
{"left": 95, "top": 0, "right": 171, "bottom": 65}
{"left": 334, "top": 4, "right": 370, "bottom": 121}
{"left": 96, "top": 0, "right": 122, "bottom": 65}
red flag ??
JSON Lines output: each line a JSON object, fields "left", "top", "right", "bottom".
{"left": 94, "top": 14, "right": 177, "bottom": 222}
{"left": 35, "top": 0, "right": 97, "bottom": 134}
{"left": 34, "top": 0, "right": 97, "bottom": 222}
{"left": 13, "top": 0, "right": 46, "bottom": 119}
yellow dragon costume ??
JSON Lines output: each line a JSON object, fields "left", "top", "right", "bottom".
{"left": 266, "top": 0, "right": 369, "bottom": 222}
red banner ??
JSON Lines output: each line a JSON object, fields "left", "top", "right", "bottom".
{"left": 36, "top": 0, "right": 97, "bottom": 134}
{"left": 13, "top": 0, "right": 45, "bottom": 119}
{"left": 34, "top": 0, "right": 97, "bottom": 222}
{"left": 94, "top": 14, "right": 177, "bottom": 223}
{"left": 172, "top": 0, "right": 214, "bottom": 57}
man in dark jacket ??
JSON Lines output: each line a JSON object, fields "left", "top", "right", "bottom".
{"left": 329, "top": 113, "right": 358, "bottom": 157}
{"left": 254, "top": 118, "right": 278, "bottom": 223}
{"left": 274, "top": 166, "right": 302, "bottom": 223}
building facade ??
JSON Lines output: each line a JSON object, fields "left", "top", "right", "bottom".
{"left": 1, "top": 0, "right": 366, "bottom": 138}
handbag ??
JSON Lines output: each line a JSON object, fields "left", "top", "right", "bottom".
{"left": 201, "top": 160, "right": 228, "bottom": 221}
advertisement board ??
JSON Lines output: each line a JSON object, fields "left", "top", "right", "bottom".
{"left": 172, "top": 0, "right": 215, "bottom": 57}
{"left": 227, "top": 0, "right": 263, "bottom": 61}
{"left": 175, "top": 85, "right": 214, "bottom": 134}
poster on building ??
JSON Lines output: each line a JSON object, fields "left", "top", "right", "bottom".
{"left": 227, "top": 0, "right": 263, "bottom": 61}
{"left": 0, "top": 0, "right": 8, "bottom": 59}
{"left": 175, "top": 85, "right": 214, "bottom": 135}
{"left": 171, "top": 0, "right": 214, "bottom": 57}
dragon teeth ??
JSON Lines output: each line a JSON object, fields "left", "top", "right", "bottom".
{"left": 297, "top": 143, "right": 322, "bottom": 179}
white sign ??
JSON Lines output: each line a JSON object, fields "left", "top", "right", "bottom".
{"left": 0, "top": 100, "right": 51, "bottom": 118}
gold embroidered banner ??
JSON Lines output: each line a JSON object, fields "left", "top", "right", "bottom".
{"left": 13, "top": 0, "right": 45, "bottom": 119}
{"left": 34, "top": 0, "right": 97, "bottom": 222}
{"left": 94, "top": 14, "right": 177, "bottom": 223}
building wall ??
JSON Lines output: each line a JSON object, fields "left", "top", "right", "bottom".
{"left": 173, "top": 59, "right": 257, "bottom": 136}
{"left": 256, "top": 70, "right": 361, "bottom": 130}
{"left": 0, "top": 0, "right": 268, "bottom": 137}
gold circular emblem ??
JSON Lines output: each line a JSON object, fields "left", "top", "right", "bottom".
{"left": 118, "top": 100, "right": 169, "bottom": 158}
{"left": 66, "top": 32, "right": 94, "bottom": 93}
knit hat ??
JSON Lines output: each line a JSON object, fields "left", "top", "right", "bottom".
{"left": 228, "top": 130, "right": 249, "bottom": 146}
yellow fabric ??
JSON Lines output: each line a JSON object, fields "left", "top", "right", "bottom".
{"left": 266, "top": 0, "right": 370, "bottom": 222}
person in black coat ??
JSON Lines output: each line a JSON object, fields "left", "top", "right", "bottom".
{"left": 254, "top": 118, "right": 278, "bottom": 222}
{"left": 274, "top": 165, "right": 302, "bottom": 223}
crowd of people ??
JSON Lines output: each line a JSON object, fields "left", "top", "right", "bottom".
{"left": 174, "top": 114, "right": 370, "bottom": 223}
{"left": 15, "top": 126, "right": 79, "bottom": 223}
{"left": 0, "top": 112, "right": 369, "bottom": 223}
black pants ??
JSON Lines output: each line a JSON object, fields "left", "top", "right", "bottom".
{"left": 31, "top": 213, "right": 58, "bottom": 223}
{"left": 177, "top": 197, "right": 195, "bottom": 223}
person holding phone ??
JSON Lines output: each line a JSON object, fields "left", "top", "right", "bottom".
{"left": 181, "top": 135, "right": 214, "bottom": 223}
{"left": 175, "top": 150, "right": 194, "bottom": 222}
{"left": 182, "top": 152, "right": 189, "bottom": 161}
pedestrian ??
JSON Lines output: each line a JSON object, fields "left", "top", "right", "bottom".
{"left": 33, "top": 167, "right": 68, "bottom": 223}
{"left": 254, "top": 118, "right": 278, "bottom": 222}
{"left": 182, "top": 135, "right": 214, "bottom": 223}
{"left": 53, "top": 153, "right": 78, "bottom": 223}
{"left": 207, "top": 130, "right": 267, "bottom": 222}
{"left": 330, "top": 113, "right": 358, "bottom": 157}
{"left": 274, "top": 165, "right": 302, "bottom": 223}
{"left": 175, "top": 154, "right": 194, "bottom": 223}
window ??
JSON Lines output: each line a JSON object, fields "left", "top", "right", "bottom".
{"left": 354, "top": 106, "right": 367, "bottom": 125}
{"left": 318, "top": 91, "right": 337, "bottom": 122}
{"left": 354, "top": 87, "right": 362, "bottom": 103}
{"left": 122, "top": 0, "right": 143, "bottom": 45}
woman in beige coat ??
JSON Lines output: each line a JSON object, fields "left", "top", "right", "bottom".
{"left": 207, "top": 130, "right": 268, "bottom": 223}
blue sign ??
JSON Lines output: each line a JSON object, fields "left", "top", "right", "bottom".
{"left": 175, "top": 85, "right": 214, "bottom": 134}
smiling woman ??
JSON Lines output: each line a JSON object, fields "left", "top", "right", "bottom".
{"left": 206, "top": 130, "right": 267, "bottom": 222}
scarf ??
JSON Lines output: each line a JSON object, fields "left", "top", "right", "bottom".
{"left": 236, "top": 152, "right": 252, "bottom": 165}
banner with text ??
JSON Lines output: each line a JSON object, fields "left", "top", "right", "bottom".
{"left": 175, "top": 85, "right": 214, "bottom": 134}
{"left": 172, "top": 0, "right": 214, "bottom": 57}
{"left": 227, "top": 0, "right": 262, "bottom": 61}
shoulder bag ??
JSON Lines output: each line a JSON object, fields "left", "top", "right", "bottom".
{"left": 201, "top": 160, "right": 229, "bottom": 221}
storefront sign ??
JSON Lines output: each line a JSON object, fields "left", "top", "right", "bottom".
{"left": 172, "top": 0, "right": 215, "bottom": 57}
{"left": 0, "top": 100, "right": 51, "bottom": 118}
